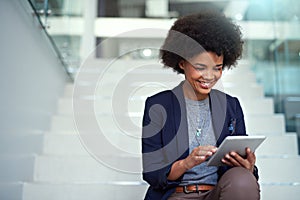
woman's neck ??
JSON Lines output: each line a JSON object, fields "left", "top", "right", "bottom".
{"left": 182, "top": 81, "right": 208, "bottom": 101}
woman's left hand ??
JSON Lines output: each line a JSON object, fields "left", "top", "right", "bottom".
{"left": 221, "top": 147, "right": 256, "bottom": 172}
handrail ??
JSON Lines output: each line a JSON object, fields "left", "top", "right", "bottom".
{"left": 26, "top": 0, "right": 74, "bottom": 80}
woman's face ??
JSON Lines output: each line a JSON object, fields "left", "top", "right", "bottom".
{"left": 179, "top": 51, "right": 223, "bottom": 100}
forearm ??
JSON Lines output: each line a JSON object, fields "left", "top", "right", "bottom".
{"left": 167, "top": 159, "right": 188, "bottom": 181}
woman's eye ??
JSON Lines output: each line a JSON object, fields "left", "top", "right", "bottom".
{"left": 214, "top": 67, "right": 222, "bottom": 71}
{"left": 195, "top": 67, "right": 205, "bottom": 71}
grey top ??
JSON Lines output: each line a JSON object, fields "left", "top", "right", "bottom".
{"left": 180, "top": 97, "right": 218, "bottom": 186}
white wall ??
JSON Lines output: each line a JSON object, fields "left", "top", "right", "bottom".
{"left": 0, "top": 0, "right": 68, "bottom": 132}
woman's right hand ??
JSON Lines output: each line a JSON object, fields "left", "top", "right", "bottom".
{"left": 167, "top": 145, "right": 218, "bottom": 181}
{"left": 183, "top": 145, "right": 218, "bottom": 170}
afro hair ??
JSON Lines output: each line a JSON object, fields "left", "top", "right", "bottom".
{"left": 160, "top": 10, "right": 244, "bottom": 74}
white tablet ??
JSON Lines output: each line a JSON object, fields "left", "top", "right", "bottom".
{"left": 207, "top": 135, "right": 266, "bottom": 166}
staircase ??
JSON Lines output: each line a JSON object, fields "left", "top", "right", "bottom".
{"left": 1, "top": 58, "right": 300, "bottom": 200}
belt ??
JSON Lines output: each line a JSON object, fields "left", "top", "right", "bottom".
{"left": 176, "top": 184, "right": 215, "bottom": 194}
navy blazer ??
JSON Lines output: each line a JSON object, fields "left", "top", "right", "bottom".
{"left": 142, "top": 82, "right": 257, "bottom": 200}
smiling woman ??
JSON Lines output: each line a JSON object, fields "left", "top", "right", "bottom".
{"left": 142, "top": 9, "right": 260, "bottom": 200}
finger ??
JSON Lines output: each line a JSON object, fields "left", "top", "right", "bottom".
{"left": 229, "top": 151, "right": 248, "bottom": 165}
{"left": 195, "top": 151, "right": 213, "bottom": 159}
{"left": 197, "top": 148, "right": 217, "bottom": 156}
{"left": 198, "top": 145, "right": 218, "bottom": 152}
{"left": 230, "top": 151, "right": 254, "bottom": 170}
{"left": 224, "top": 153, "right": 242, "bottom": 167}
{"left": 246, "top": 148, "right": 256, "bottom": 158}
{"left": 246, "top": 148, "right": 256, "bottom": 164}
{"left": 221, "top": 158, "right": 233, "bottom": 167}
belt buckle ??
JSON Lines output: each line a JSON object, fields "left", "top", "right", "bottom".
{"left": 183, "top": 184, "right": 198, "bottom": 194}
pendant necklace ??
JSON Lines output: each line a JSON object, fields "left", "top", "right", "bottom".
{"left": 186, "top": 97, "right": 210, "bottom": 146}
{"left": 195, "top": 111, "right": 209, "bottom": 137}
{"left": 196, "top": 127, "right": 202, "bottom": 137}
{"left": 193, "top": 108, "right": 210, "bottom": 145}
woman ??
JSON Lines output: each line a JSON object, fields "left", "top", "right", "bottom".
{"left": 142, "top": 10, "right": 260, "bottom": 200}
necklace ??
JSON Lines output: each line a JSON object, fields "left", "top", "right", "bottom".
{"left": 186, "top": 98, "right": 210, "bottom": 146}
{"left": 195, "top": 110, "right": 209, "bottom": 136}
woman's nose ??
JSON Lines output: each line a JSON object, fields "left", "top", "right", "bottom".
{"left": 202, "top": 69, "right": 214, "bottom": 80}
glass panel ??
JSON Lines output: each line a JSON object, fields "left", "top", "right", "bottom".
{"left": 29, "top": 0, "right": 84, "bottom": 77}
{"left": 243, "top": 0, "right": 300, "bottom": 134}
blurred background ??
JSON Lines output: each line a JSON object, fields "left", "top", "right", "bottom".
{"left": 32, "top": 0, "right": 300, "bottom": 121}
{"left": 0, "top": 0, "right": 300, "bottom": 199}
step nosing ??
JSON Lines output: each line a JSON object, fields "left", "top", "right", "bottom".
{"left": 25, "top": 181, "right": 147, "bottom": 186}
{"left": 261, "top": 182, "right": 300, "bottom": 186}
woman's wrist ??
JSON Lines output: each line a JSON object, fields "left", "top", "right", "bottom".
{"left": 180, "top": 159, "right": 190, "bottom": 171}
{"left": 167, "top": 159, "right": 189, "bottom": 181}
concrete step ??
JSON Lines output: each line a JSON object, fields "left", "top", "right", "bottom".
{"left": 260, "top": 184, "right": 300, "bottom": 200}
{"left": 22, "top": 182, "right": 147, "bottom": 200}
{"left": 0, "top": 182, "right": 23, "bottom": 200}
{"left": 0, "top": 133, "right": 44, "bottom": 155}
{"left": 34, "top": 155, "right": 142, "bottom": 182}
{"left": 50, "top": 114, "right": 142, "bottom": 134}
{"left": 43, "top": 132, "right": 141, "bottom": 156}
{"left": 256, "top": 156, "right": 300, "bottom": 183}
{"left": 43, "top": 134, "right": 90, "bottom": 156}
{"left": 0, "top": 155, "right": 35, "bottom": 182}
{"left": 255, "top": 134, "right": 298, "bottom": 156}
{"left": 245, "top": 114, "right": 286, "bottom": 135}
{"left": 224, "top": 85, "right": 264, "bottom": 99}
{"left": 240, "top": 98, "right": 274, "bottom": 115}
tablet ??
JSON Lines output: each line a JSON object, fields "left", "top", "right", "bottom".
{"left": 206, "top": 135, "right": 266, "bottom": 166}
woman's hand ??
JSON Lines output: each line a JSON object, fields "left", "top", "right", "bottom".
{"left": 183, "top": 145, "right": 218, "bottom": 170}
{"left": 167, "top": 145, "right": 217, "bottom": 181}
{"left": 221, "top": 147, "right": 256, "bottom": 172}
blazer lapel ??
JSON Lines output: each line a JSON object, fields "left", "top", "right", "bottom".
{"left": 209, "top": 89, "right": 227, "bottom": 146}
{"left": 172, "top": 82, "right": 189, "bottom": 158}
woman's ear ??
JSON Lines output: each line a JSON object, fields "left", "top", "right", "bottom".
{"left": 179, "top": 60, "right": 185, "bottom": 71}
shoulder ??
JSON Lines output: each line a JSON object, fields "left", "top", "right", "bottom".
{"left": 211, "top": 89, "right": 239, "bottom": 103}
{"left": 146, "top": 82, "right": 184, "bottom": 105}
{"left": 146, "top": 90, "right": 173, "bottom": 105}
{"left": 210, "top": 89, "right": 242, "bottom": 113}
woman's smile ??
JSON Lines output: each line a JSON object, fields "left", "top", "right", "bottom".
{"left": 197, "top": 80, "right": 215, "bottom": 89}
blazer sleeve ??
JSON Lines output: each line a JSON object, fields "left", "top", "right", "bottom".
{"left": 142, "top": 97, "right": 182, "bottom": 190}
{"left": 234, "top": 97, "right": 246, "bottom": 136}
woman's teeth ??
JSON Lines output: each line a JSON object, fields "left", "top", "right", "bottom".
{"left": 198, "top": 81, "right": 211, "bottom": 88}
{"left": 202, "top": 82, "right": 209, "bottom": 87}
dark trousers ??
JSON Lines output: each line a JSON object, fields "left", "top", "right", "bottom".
{"left": 168, "top": 167, "right": 260, "bottom": 200}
